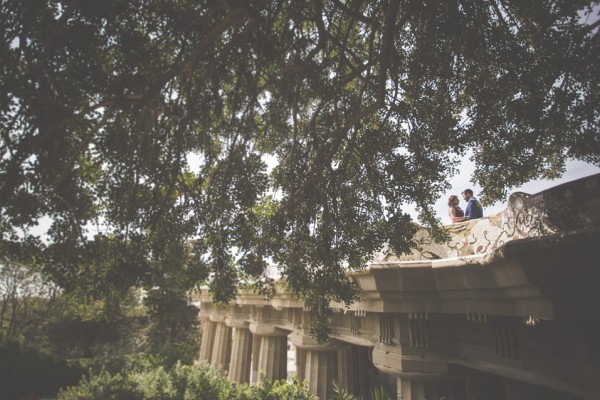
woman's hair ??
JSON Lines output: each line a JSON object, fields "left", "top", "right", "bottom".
{"left": 448, "top": 195, "right": 458, "bottom": 207}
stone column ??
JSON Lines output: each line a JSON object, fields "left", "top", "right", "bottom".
{"left": 295, "top": 347, "right": 306, "bottom": 381}
{"left": 397, "top": 377, "right": 425, "bottom": 400}
{"left": 251, "top": 334, "right": 262, "bottom": 383}
{"left": 226, "top": 318, "right": 253, "bottom": 384}
{"left": 198, "top": 319, "right": 216, "bottom": 363}
{"left": 291, "top": 332, "right": 342, "bottom": 400}
{"left": 336, "top": 346, "right": 348, "bottom": 390}
{"left": 303, "top": 349, "right": 338, "bottom": 399}
{"left": 256, "top": 334, "right": 288, "bottom": 381}
{"left": 210, "top": 319, "right": 232, "bottom": 372}
{"left": 250, "top": 322, "right": 289, "bottom": 382}
{"left": 345, "top": 344, "right": 371, "bottom": 398}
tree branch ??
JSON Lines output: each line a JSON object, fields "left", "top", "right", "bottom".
{"left": 331, "top": 0, "right": 378, "bottom": 27}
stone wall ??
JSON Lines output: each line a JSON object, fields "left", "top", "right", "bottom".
{"left": 377, "top": 173, "right": 600, "bottom": 261}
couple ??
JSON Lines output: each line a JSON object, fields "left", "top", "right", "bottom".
{"left": 448, "top": 189, "right": 483, "bottom": 223}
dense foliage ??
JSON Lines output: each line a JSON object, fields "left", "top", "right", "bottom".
{"left": 0, "top": 337, "right": 83, "bottom": 399}
{"left": 1, "top": 0, "right": 599, "bottom": 340}
{"left": 57, "top": 362, "right": 318, "bottom": 400}
{"left": 0, "top": 260, "right": 201, "bottom": 398}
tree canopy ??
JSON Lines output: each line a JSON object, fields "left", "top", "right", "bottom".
{"left": 1, "top": 0, "right": 599, "bottom": 340}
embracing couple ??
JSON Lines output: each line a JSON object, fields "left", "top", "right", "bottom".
{"left": 448, "top": 189, "right": 483, "bottom": 223}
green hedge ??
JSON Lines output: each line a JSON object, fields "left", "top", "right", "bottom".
{"left": 57, "top": 361, "right": 318, "bottom": 400}
{"left": 0, "top": 338, "right": 84, "bottom": 399}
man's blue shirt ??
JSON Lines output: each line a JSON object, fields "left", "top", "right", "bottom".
{"left": 465, "top": 197, "right": 483, "bottom": 220}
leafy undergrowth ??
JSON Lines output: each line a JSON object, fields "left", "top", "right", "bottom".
{"left": 56, "top": 361, "right": 319, "bottom": 400}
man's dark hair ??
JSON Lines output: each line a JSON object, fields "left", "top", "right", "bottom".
{"left": 462, "top": 189, "right": 474, "bottom": 196}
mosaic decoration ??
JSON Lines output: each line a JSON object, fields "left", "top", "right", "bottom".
{"left": 376, "top": 174, "right": 600, "bottom": 262}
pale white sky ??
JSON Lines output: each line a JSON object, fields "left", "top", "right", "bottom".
{"left": 29, "top": 157, "right": 599, "bottom": 237}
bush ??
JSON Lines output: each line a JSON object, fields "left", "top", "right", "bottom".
{"left": 241, "top": 377, "right": 319, "bottom": 400}
{"left": 128, "top": 365, "right": 179, "bottom": 400}
{"left": 59, "top": 361, "right": 241, "bottom": 400}
{"left": 168, "top": 362, "right": 241, "bottom": 400}
{"left": 56, "top": 361, "right": 322, "bottom": 400}
{"left": 330, "top": 381, "right": 392, "bottom": 400}
{"left": 57, "top": 369, "right": 141, "bottom": 400}
{"left": 0, "top": 338, "right": 83, "bottom": 399}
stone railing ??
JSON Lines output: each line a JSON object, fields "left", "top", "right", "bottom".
{"left": 376, "top": 173, "right": 600, "bottom": 261}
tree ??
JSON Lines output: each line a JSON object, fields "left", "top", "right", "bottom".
{"left": 1, "top": 0, "right": 599, "bottom": 340}
{"left": 0, "top": 259, "right": 41, "bottom": 336}
{"left": 0, "top": 238, "right": 53, "bottom": 338}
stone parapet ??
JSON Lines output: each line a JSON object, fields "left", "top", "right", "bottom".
{"left": 376, "top": 173, "right": 600, "bottom": 261}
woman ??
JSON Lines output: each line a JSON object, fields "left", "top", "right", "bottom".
{"left": 448, "top": 195, "right": 466, "bottom": 223}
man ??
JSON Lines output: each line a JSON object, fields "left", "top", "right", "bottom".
{"left": 462, "top": 189, "right": 483, "bottom": 220}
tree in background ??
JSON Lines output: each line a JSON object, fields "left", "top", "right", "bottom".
{"left": 0, "top": 258, "right": 52, "bottom": 338}
{"left": 0, "top": 254, "right": 151, "bottom": 369}
{"left": 1, "top": 0, "right": 598, "bottom": 340}
{"left": 0, "top": 237, "right": 52, "bottom": 339}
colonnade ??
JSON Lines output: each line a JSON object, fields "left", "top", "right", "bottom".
{"left": 195, "top": 234, "right": 600, "bottom": 400}
{"left": 198, "top": 314, "right": 372, "bottom": 398}
{"left": 198, "top": 312, "right": 440, "bottom": 400}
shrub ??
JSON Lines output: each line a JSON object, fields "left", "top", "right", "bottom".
{"left": 0, "top": 338, "right": 83, "bottom": 399}
{"left": 56, "top": 369, "right": 141, "bottom": 400}
{"left": 170, "top": 362, "right": 241, "bottom": 400}
{"left": 56, "top": 361, "right": 323, "bottom": 400}
{"left": 129, "top": 366, "right": 177, "bottom": 400}
{"left": 330, "top": 382, "right": 392, "bottom": 400}
{"left": 241, "top": 376, "right": 319, "bottom": 400}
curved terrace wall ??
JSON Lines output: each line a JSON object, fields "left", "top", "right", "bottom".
{"left": 377, "top": 173, "right": 600, "bottom": 261}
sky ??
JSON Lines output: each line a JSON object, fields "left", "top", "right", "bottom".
{"left": 430, "top": 159, "right": 600, "bottom": 225}
{"left": 29, "top": 156, "right": 600, "bottom": 239}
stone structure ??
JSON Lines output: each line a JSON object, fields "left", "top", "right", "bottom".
{"left": 196, "top": 174, "right": 600, "bottom": 399}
